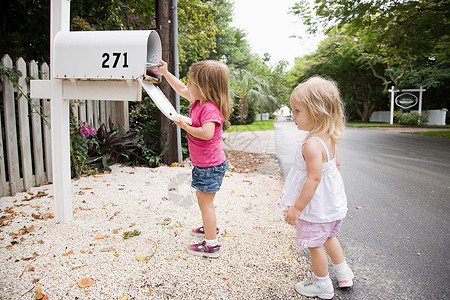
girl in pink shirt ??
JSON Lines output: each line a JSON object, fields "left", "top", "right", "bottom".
{"left": 159, "top": 60, "right": 231, "bottom": 258}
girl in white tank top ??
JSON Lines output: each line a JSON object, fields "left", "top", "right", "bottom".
{"left": 277, "top": 76, "right": 353, "bottom": 299}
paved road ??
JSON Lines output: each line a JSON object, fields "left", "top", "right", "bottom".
{"left": 274, "top": 122, "right": 450, "bottom": 299}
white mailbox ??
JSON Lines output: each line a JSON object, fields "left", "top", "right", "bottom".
{"left": 54, "top": 30, "right": 161, "bottom": 81}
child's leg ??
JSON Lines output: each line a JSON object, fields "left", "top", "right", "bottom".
{"left": 324, "top": 237, "right": 354, "bottom": 287}
{"left": 196, "top": 190, "right": 217, "bottom": 240}
{"left": 309, "top": 246, "right": 329, "bottom": 277}
{"left": 295, "top": 246, "right": 334, "bottom": 299}
{"left": 323, "top": 237, "right": 344, "bottom": 265}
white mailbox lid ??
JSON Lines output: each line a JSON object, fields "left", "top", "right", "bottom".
{"left": 53, "top": 30, "right": 161, "bottom": 80}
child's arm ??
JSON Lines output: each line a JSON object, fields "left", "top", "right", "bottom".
{"left": 158, "top": 60, "right": 192, "bottom": 101}
{"left": 174, "top": 119, "right": 215, "bottom": 141}
{"left": 285, "top": 140, "right": 323, "bottom": 226}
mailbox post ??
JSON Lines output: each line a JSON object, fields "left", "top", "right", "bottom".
{"left": 30, "top": 0, "right": 162, "bottom": 223}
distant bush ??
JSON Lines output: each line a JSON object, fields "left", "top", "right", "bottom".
{"left": 394, "top": 111, "right": 428, "bottom": 125}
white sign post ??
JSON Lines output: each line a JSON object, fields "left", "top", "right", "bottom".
{"left": 389, "top": 86, "right": 426, "bottom": 124}
{"left": 30, "top": 0, "right": 163, "bottom": 223}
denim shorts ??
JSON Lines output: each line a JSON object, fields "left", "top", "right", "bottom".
{"left": 191, "top": 161, "right": 227, "bottom": 193}
{"left": 296, "top": 219, "right": 343, "bottom": 248}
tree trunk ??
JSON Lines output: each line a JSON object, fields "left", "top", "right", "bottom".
{"left": 156, "top": 0, "right": 178, "bottom": 164}
{"left": 237, "top": 97, "right": 249, "bottom": 125}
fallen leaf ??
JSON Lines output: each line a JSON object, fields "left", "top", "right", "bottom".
{"left": 94, "top": 236, "right": 109, "bottom": 240}
{"left": 78, "top": 207, "right": 91, "bottom": 211}
{"left": 32, "top": 213, "right": 42, "bottom": 219}
{"left": 161, "top": 218, "right": 171, "bottom": 226}
{"left": 222, "top": 275, "right": 231, "bottom": 280}
{"left": 72, "top": 264, "right": 88, "bottom": 270}
{"left": 356, "top": 206, "right": 362, "bottom": 209}
{"left": 35, "top": 286, "right": 47, "bottom": 299}
{"left": 164, "top": 255, "right": 179, "bottom": 260}
{"left": 77, "top": 277, "right": 95, "bottom": 288}
{"left": 119, "top": 296, "right": 129, "bottom": 300}
{"left": 161, "top": 197, "right": 169, "bottom": 201}
{"left": 43, "top": 213, "right": 54, "bottom": 220}
{"left": 101, "top": 247, "right": 116, "bottom": 252}
{"left": 136, "top": 255, "right": 147, "bottom": 261}
{"left": 62, "top": 251, "right": 73, "bottom": 256}
{"left": 123, "top": 229, "right": 141, "bottom": 239}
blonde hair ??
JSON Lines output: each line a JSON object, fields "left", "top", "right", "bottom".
{"left": 291, "top": 76, "right": 345, "bottom": 143}
{"left": 188, "top": 60, "right": 231, "bottom": 121}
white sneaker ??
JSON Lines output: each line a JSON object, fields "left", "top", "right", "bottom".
{"left": 295, "top": 275, "right": 334, "bottom": 299}
{"left": 335, "top": 265, "right": 354, "bottom": 288}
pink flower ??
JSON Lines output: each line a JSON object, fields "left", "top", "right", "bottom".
{"left": 80, "top": 127, "right": 90, "bottom": 137}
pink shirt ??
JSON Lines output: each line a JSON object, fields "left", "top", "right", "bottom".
{"left": 188, "top": 100, "right": 225, "bottom": 167}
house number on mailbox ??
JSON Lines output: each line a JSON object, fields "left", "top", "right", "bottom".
{"left": 102, "top": 52, "right": 129, "bottom": 68}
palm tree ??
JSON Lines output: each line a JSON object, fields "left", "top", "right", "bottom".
{"left": 231, "top": 69, "right": 277, "bottom": 124}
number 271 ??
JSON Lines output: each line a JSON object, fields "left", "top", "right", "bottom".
{"left": 102, "top": 52, "right": 129, "bottom": 68}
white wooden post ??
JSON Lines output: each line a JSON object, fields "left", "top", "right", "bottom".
{"left": 50, "top": 0, "right": 72, "bottom": 222}
{"left": 389, "top": 86, "right": 395, "bottom": 125}
{"left": 418, "top": 86, "right": 423, "bottom": 115}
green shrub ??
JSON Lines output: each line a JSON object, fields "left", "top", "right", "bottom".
{"left": 229, "top": 103, "right": 256, "bottom": 125}
{"left": 394, "top": 111, "right": 428, "bottom": 125}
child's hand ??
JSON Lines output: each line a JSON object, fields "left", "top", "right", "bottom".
{"left": 158, "top": 60, "right": 168, "bottom": 76}
{"left": 284, "top": 206, "right": 302, "bottom": 226}
{"left": 173, "top": 118, "right": 190, "bottom": 130}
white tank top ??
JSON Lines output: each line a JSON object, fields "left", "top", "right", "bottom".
{"left": 276, "top": 136, "right": 348, "bottom": 222}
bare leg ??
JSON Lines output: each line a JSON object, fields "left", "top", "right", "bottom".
{"left": 196, "top": 190, "right": 217, "bottom": 240}
{"left": 309, "top": 246, "right": 329, "bottom": 277}
{"left": 323, "top": 237, "right": 345, "bottom": 265}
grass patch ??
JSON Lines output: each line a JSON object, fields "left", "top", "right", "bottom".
{"left": 412, "top": 131, "right": 450, "bottom": 139}
{"left": 347, "top": 122, "right": 450, "bottom": 129}
{"left": 225, "top": 120, "right": 275, "bottom": 132}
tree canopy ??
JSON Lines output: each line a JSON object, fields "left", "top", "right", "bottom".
{"left": 288, "top": 0, "right": 450, "bottom": 120}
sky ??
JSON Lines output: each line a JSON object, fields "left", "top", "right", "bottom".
{"left": 231, "top": 0, "right": 325, "bottom": 68}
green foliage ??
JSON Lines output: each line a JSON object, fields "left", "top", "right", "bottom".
{"left": 230, "top": 68, "right": 278, "bottom": 125}
{"left": 129, "top": 95, "right": 172, "bottom": 167}
{"left": 0, "top": 0, "right": 50, "bottom": 62}
{"left": 229, "top": 101, "right": 256, "bottom": 125}
{"left": 70, "top": 117, "right": 99, "bottom": 176}
{"left": 288, "top": 0, "right": 450, "bottom": 120}
{"left": 0, "top": 61, "right": 48, "bottom": 124}
{"left": 178, "top": 0, "right": 219, "bottom": 73}
{"left": 206, "top": 0, "right": 253, "bottom": 70}
{"left": 225, "top": 120, "right": 275, "bottom": 132}
{"left": 291, "top": 0, "right": 450, "bottom": 89}
{"left": 86, "top": 119, "right": 142, "bottom": 172}
{"left": 413, "top": 131, "right": 450, "bottom": 139}
{"left": 394, "top": 111, "right": 428, "bottom": 126}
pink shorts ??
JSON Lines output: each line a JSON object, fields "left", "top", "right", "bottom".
{"left": 296, "top": 219, "right": 343, "bottom": 248}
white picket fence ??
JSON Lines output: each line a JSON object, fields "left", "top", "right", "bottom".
{"left": 0, "top": 54, "right": 129, "bottom": 197}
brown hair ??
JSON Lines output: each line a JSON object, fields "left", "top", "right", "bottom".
{"left": 188, "top": 60, "right": 231, "bottom": 121}
{"left": 291, "top": 76, "right": 345, "bottom": 143}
